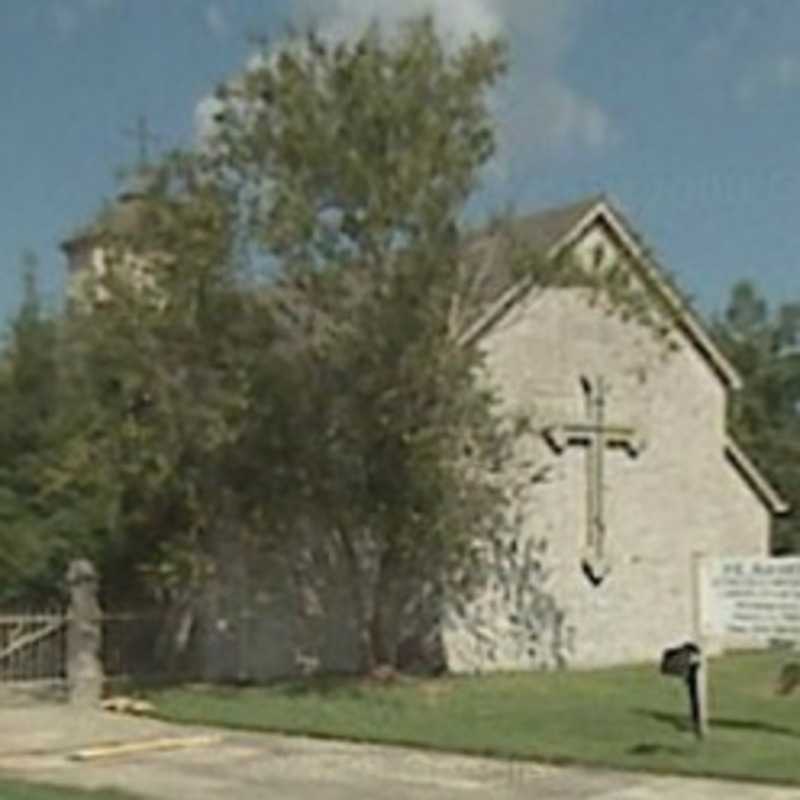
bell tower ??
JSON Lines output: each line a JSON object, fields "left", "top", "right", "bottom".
{"left": 61, "top": 168, "right": 157, "bottom": 308}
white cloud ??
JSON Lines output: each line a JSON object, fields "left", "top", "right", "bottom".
{"left": 293, "top": 0, "right": 613, "bottom": 161}
{"left": 530, "top": 81, "right": 613, "bottom": 151}
{"left": 205, "top": 4, "right": 228, "bottom": 39}
{"left": 194, "top": 0, "right": 614, "bottom": 173}
{"left": 295, "top": 0, "right": 503, "bottom": 47}
{"left": 738, "top": 53, "right": 800, "bottom": 106}
{"left": 693, "top": 5, "right": 800, "bottom": 107}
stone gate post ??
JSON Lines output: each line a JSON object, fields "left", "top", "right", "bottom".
{"left": 67, "top": 559, "right": 104, "bottom": 707}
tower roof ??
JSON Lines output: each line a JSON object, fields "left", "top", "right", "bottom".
{"left": 61, "top": 167, "right": 159, "bottom": 256}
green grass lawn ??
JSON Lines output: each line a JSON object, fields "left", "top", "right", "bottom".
{"left": 0, "top": 780, "right": 137, "bottom": 800}
{"left": 149, "top": 651, "right": 800, "bottom": 785}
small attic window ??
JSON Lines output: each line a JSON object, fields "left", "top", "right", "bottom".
{"left": 592, "top": 243, "right": 606, "bottom": 267}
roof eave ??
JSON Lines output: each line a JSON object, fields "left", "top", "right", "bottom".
{"left": 725, "top": 436, "right": 790, "bottom": 515}
{"left": 590, "top": 199, "right": 743, "bottom": 392}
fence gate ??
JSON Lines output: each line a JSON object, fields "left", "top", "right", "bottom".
{"left": 0, "top": 561, "right": 169, "bottom": 705}
{"left": 0, "top": 609, "right": 68, "bottom": 700}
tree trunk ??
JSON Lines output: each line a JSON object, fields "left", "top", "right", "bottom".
{"left": 367, "top": 583, "right": 392, "bottom": 668}
{"left": 338, "top": 529, "right": 379, "bottom": 673}
{"left": 367, "top": 547, "right": 400, "bottom": 669}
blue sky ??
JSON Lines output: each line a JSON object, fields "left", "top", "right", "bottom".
{"left": 2, "top": 0, "right": 799, "bottom": 327}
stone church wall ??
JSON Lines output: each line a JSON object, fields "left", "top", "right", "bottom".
{"left": 442, "top": 229, "right": 770, "bottom": 671}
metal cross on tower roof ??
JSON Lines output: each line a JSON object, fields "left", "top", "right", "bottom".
{"left": 123, "top": 114, "right": 159, "bottom": 169}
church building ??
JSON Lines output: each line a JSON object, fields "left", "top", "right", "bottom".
{"left": 63, "top": 192, "right": 787, "bottom": 675}
{"left": 442, "top": 195, "right": 787, "bottom": 670}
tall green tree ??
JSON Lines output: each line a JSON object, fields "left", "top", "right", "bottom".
{"left": 203, "top": 18, "right": 565, "bottom": 671}
{"left": 713, "top": 281, "right": 800, "bottom": 553}
{"left": 0, "top": 259, "right": 83, "bottom": 602}
{"left": 40, "top": 17, "right": 666, "bottom": 674}
{"left": 50, "top": 155, "right": 270, "bottom": 619}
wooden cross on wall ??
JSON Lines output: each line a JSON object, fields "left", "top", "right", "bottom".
{"left": 544, "top": 375, "right": 644, "bottom": 586}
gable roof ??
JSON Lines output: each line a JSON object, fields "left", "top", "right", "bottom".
{"left": 463, "top": 194, "right": 743, "bottom": 391}
{"left": 510, "top": 194, "right": 605, "bottom": 253}
{"left": 62, "top": 170, "right": 161, "bottom": 258}
{"left": 464, "top": 195, "right": 787, "bottom": 516}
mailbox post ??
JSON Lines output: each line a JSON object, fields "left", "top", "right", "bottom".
{"left": 660, "top": 642, "right": 705, "bottom": 739}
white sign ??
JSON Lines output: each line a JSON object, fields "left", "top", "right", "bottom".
{"left": 704, "top": 557, "right": 800, "bottom": 640}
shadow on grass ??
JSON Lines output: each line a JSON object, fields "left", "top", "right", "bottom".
{"left": 268, "top": 670, "right": 436, "bottom": 699}
{"left": 635, "top": 708, "right": 800, "bottom": 739}
{"left": 277, "top": 674, "right": 367, "bottom": 699}
{"left": 135, "top": 671, "right": 372, "bottom": 700}
{"left": 628, "top": 742, "right": 696, "bottom": 757}
{"left": 634, "top": 709, "right": 694, "bottom": 734}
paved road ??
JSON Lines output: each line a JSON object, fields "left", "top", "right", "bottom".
{"left": 0, "top": 705, "right": 797, "bottom": 800}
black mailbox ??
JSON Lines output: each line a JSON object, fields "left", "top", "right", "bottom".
{"left": 660, "top": 642, "right": 701, "bottom": 679}
{"left": 659, "top": 641, "right": 704, "bottom": 739}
